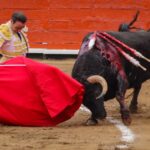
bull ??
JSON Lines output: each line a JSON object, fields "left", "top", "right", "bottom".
{"left": 72, "top": 31, "right": 150, "bottom": 125}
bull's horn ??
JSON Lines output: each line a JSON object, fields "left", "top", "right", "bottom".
{"left": 87, "top": 75, "right": 108, "bottom": 99}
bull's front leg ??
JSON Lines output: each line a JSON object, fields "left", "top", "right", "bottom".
{"left": 116, "top": 72, "right": 132, "bottom": 125}
{"left": 86, "top": 116, "right": 98, "bottom": 126}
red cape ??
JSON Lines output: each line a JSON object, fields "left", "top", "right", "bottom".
{"left": 0, "top": 57, "right": 84, "bottom": 126}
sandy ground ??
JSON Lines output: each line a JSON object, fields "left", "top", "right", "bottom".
{"left": 0, "top": 58, "right": 149, "bottom": 150}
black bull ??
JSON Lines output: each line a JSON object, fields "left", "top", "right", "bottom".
{"left": 72, "top": 32, "right": 150, "bottom": 125}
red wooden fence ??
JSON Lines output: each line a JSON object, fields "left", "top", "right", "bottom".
{"left": 0, "top": 0, "right": 150, "bottom": 49}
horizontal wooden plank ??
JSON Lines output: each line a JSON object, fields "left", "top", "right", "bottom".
{"left": 48, "top": 0, "right": 150, "bottom": 9}
{"left": 0, "top": 9, "right": 50, "bottom": 20}
{"left": 93, "top": 0, "right": 150, "bottom": 9}
{"left": 30, "top": 43, "right": 80, "bottom": 49}
{"left": 1, "top": 8, "right": 149, "bottom": 22}
{"left": 28, "top": 31, "right": 87, "bottom": 43}
{"left": 48, "top": 8, "right": 150, "bottom": 21}
{"left": 1, "top": 0, "right": 149, "bottom": 10}
{"left": 48, "top": 0, "right": 93, "bottom": 9}
{"left": 1, "top": 17, "right": 148, "bottom": 32}
{"left": 27, "top": 21, "right": 148, "bottom": 33}
{"left": 27, "top": 20, "right": 49, "bottom": 31}
{"left": 47, "top": 43, "right": 81, "bottom": 49}
{"left": 0, "top": 0, "right": 49, "bottom": 9}
{"left": 46, "top": 20, "right": 119, "bottom": 31}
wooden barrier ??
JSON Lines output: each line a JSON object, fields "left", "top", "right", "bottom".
{"left": 0, "top": 0, "right": 150, "bottom": 49}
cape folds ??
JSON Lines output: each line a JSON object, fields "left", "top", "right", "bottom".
{"left": 0, "top": 57, "right": 84, "bottom": 126}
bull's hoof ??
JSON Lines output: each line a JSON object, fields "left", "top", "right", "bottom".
{"left": 122, "top": 117, "right": 132, "bottom": 126}
{"left": 129, "top": 105, "right": 138, "bottom": 114}
{"left": 121, "top": 110, "right": 132, "bottom": 126}
{"left": 85, "top": 118, "right": 98, "bottom": 126}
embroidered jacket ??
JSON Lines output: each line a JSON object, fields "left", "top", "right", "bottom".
{"left": 0, "top": 21, "right": 29, "bottom": 57}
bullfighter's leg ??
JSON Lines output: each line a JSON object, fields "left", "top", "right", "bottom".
{"left": 116, "top": 73, "right": 132, "bottom": 125}
{"left": 129, "top": 84, "right": 142, "bottom": 113}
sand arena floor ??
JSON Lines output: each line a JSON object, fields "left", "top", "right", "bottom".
{"left": 0, "top": 58, "right": 149, "bottom": 150}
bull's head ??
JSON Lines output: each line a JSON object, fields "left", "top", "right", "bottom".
{"left": 83, "top": 75, "right": 108, "bottom": 122}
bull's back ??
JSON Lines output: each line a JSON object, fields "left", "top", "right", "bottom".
{"left": 108, "top": 31, "right": 150, "bottom": 86}
{"left": 108, "top": 32, "right": 150, "bottom": 58}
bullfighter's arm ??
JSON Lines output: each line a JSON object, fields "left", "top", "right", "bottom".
{"left": 0, "top": 23, "right": 12, "bottom": 53}
{"left": 0, "top": 36, "right": 4, "bottom": 45}
{"left": 0, "top": 36, "right": 5, "bottom": 52}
